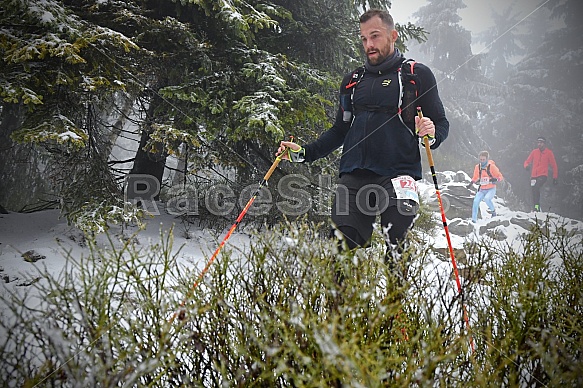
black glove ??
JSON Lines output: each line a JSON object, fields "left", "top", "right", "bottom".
{"left": 525, "top": 165, "right": 531, "bottom": 171}
{"left": 466, "top": 182, "right": 474, "bottom": 189}
{"left": 490, "top": 178, "right": 498, "bottom": 183}
{"left": 553, "top": 178, "right": 558, "bottom": 185}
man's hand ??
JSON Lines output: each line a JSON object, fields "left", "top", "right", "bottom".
{"left": 525, "top": 165, "right": 531, "bottom": 171}
{"left": 415, "top": 115, "right": 436, "bottom": 146}
{"left": 415, "top": 115, "right": 436, "bottom": 139}
{"left": 553, "top": 178, "right": 558, "bottom": 185}
{"left": 490, "top": 178, "right": 498, "bottom": 183}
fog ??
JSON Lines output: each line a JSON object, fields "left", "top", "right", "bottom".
{"left": 391, "top": 0, "right": 548, "bottom": 32}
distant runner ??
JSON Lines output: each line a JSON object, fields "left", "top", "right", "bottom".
{"left": 524, "top": 137, "right": 558, "bottom": 212}
{"left": 468, "top": 151, "right": 503, "bottom": 223}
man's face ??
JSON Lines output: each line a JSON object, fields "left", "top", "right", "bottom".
{"left": 538, "top": 141, "right": 546, "bottom": 150}
{"left": 360, "top": 16, "right": 397, "bottom": 65}
{"left": 479, "top": 156, "right": 488, "bottom": 164}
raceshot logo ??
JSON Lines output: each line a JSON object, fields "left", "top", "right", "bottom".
{"left": 123, "top": 174, "right": 450, "bottom": 217}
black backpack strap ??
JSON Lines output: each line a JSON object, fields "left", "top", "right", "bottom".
{"left": 340, "top": 67, "right": 365, "bottom": 123}
{"left": 398, "top": 58, "right": 419, "bottom": 137}
{"left": 345, "top": 67, "right": 364, "bottom": 90}
{"left": 477, "top": 164, "right": 494, "bottom": 187}
{"left": 341, "top": 61, "right": 420, "bottom": 138}
{"left": 480, "top": 164, "right": 493, "bottom": 179}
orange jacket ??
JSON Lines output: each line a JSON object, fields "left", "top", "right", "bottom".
{"left": 524, "top": 148, "right": 558, "bottom": 179}
{"left": 471, "top": 160, "right": 503, "bottom": 190}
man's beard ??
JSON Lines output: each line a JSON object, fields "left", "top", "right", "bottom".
{"left": 367, "top": 52, "right": 387, "bottom": 65}
{"left": 366, "top": 50, "right": 389, "bottom": 66}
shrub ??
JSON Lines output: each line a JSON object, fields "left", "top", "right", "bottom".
{"left": 0, "top": 220, "right": 580, "bottom": 386}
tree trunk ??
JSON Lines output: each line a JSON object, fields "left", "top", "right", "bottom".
{"left": 0, "top": 103, "right": 52, "bottom": 211}
{"left": 129, "top": 97, "right": 167, "bottom": 201}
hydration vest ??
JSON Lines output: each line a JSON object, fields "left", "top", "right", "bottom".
{"left": 339, "top": 58, "right": 419, "bottom": 137}
{"left": 477, "top": 163, "right": 494, "bottom": 188}
{"left": 479, "top": 164, "right": 493, "bottom": 179}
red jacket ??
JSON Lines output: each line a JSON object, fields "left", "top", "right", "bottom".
{"left": 524, "top": 148, "right": 558, "bottom": 179}
{"left": 471, "top": 160, "right": 503, "bottom": 190}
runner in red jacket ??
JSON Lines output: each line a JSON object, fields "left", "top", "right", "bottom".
{"left": 523, "top": 137, "right": 558, "bottom": 211}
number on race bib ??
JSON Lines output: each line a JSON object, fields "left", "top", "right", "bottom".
{"left": 391, "top": 175, "right": 419, "bottom": 204}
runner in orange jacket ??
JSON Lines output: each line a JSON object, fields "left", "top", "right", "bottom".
{"left": 468, "top": 151, "right": 503, "bottom": 222}
{"left": 523, "top": 137, "right": 558, "bottom": 211}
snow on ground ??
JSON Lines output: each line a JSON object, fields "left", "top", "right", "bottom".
{"left": 0, "top": 207, "right": 253, "bottom": 303}
{"left": 1, "top": 177, "right": 582, "bottom": 295}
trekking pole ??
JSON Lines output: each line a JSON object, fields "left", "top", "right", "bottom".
{"left": 168, "top": 140, "right": 291, "bottom": 325}
{"left": 417, "top": 108, "right": 475, "bottom": 352}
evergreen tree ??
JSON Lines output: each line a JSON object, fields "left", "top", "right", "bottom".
{"left": 492, "top": 0, "right": 583, "bottom": 217}
{"left": 413, "top": 0, "right": 475, "bottom": 81}
{"left": 1, "top": 0, "right": 433, "bottom": 229}
{"left": 476, "top": 4, "right": 525, "bottom": 82}
{"left": 410, "top": 0, "right": 492, "bottom": 167}
{"left": 0, "top": 0, "right": 140, "bottom": 217}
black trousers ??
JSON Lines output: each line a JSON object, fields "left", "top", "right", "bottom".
{"left": 331, "top": 170, "right": 417, "bottom": 253}
{"left": 531, "top": 175, "right": 547, "bottom": 208}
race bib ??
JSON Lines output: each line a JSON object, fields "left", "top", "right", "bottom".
{"left": 531, "top": 179, "right": 536, "bottom": 187}
{"left": 392, "top": 175, "right": 419, "bottom": 204}
{"left": 480, "top": 177, "right": 490, "bottom": 186}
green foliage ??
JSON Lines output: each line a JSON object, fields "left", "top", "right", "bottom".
{"left": 146, "top": 123, "right": 202, "bottom": 157}
{"left": 69, "top": 201, "right": 146, "bottom": 234}
{"left": 43, "top": 138, "right": 143, "bottom": 234}
{"left": 0, "top": 0, "right": 138, "bottom": 107}
{"left": 408, "top": 0, "right": 497, "bottom": 162}
{"left": 412, "top": 196, "right": 438, "bottom": 235}
{"left": 413, "top": 0, "right": 475, "bottom": 79}
{"left": 10, "top": 114, "right": 88, "bottom": 148}
{"left": 396, "top": 21, "right": 428, "bottom": 53}
{"left": 3, "top": 219, "right": 580, "bottom": 385}
{"left": 0, "top": 0, "right": 432, "bottom": 238}
{"left": 230, "top": 53, "right": 335, "bottom": 142}
{"left": 467, "top": 221, "right": 583, "bottom": 386}
{"left": 0, "top": 229, "right": 182, "bottom": 386}
{"left": 0, "top": 0, "right": 144, "bottom": 218}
